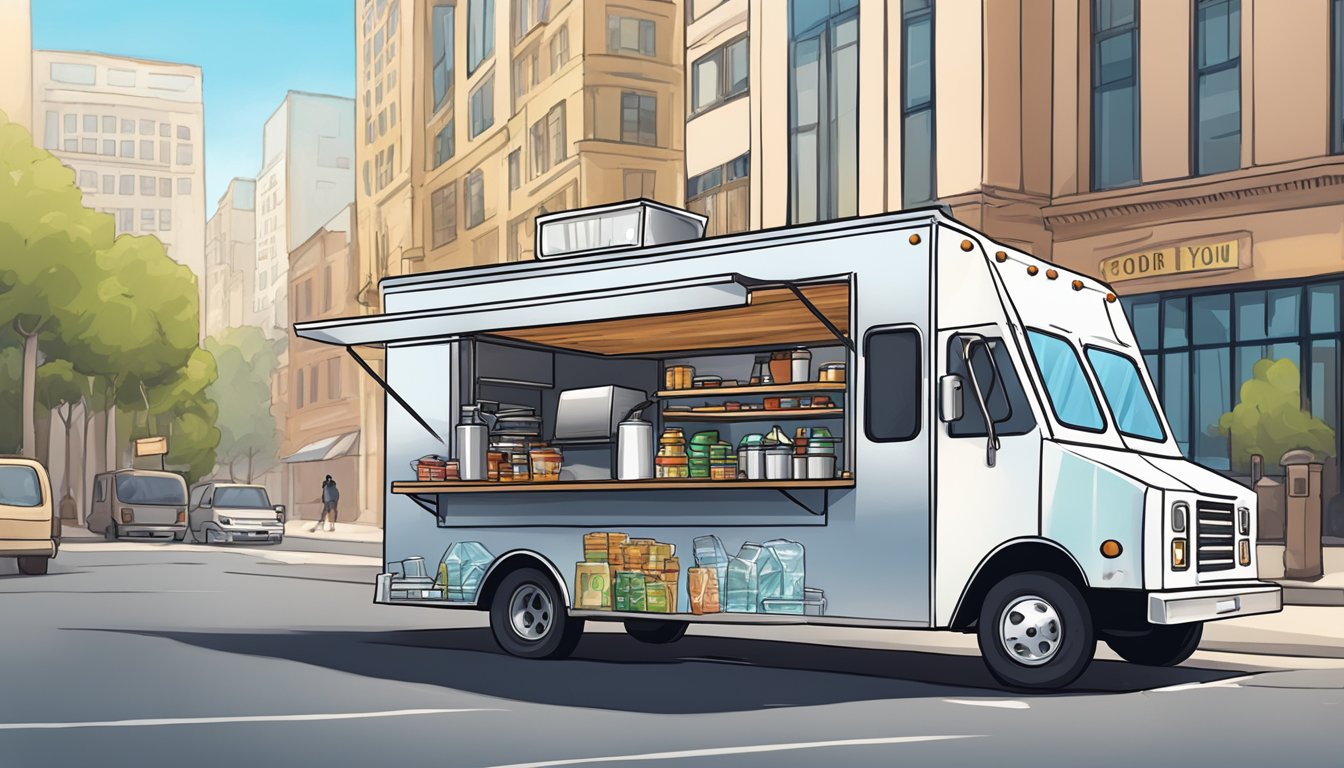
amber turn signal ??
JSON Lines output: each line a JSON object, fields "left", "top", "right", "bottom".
{"left": 995, "top": 251, "right": 1007, "bottom": 263}
{"left": 1239, "top": 540, "right": 1251, "bottom": 566}
{"left": 1071, "top": 280, "right": 1085, "bottom": 291}
{"left": 1027, "top": 265, "right": 1039, "bottom": 276}
{"left": 1046, "top": 269, "right": 1059, "bottom": 280}
{"left": 1172, "top": 539, "right": 1188, "bottom": 570}
{"left": 909, "top": 233, "right": 921, "bottom": 245}
{"left": 1106, "top": 293, "right": 1117, "bottom": 303}
{"left": 1100, "top": 540, "right": 1123, "bottom": 558}
{"left": 960, "top": 239, "right": 974, "bottom": 252}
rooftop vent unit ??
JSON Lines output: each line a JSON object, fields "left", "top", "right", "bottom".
{"left": 535, "top": 199, "right": 707, "bottom": 261}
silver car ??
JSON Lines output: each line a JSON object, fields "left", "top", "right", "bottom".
{"left": 188, "top": 483, "right": 285, "bottom": 545}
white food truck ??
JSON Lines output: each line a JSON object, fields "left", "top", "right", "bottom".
{"left": 294, "top": 201, "right": 1281, "bottom": 689}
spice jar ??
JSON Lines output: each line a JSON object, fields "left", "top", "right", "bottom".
{"left": 819, "top": 362, "right": 846, "bottom": 383}
{"left": 791, "top": 347, "right": 812, "bottom": 383}
{"left": 529, "top": 446, "right": 563, "bottom": 481}
{"left": 664, "top": 365, "right": 695, "bottom": 390}
{"left": 656, "top": 428, "right": 689, "bottom": 479}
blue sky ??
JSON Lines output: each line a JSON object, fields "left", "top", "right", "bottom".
{"left": 33, "top": 0, "right": 355, "bottom": 216}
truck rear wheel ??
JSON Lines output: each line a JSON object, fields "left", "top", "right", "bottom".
{"left": 624, "top": 619, "right": 688, "bottom": 644}
{"left": 977, "top": 571, "right": 1094, "bottom": 690}
{"left": 489, "top": 567, "right": 585, "bottom": 660}
{"left": 17, "top": 556, "right": 49, "bottom": 575}
{"left": 1104, "top": 624, "right": 1202, "bottom": 667}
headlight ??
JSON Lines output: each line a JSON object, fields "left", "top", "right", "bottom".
{"left": 1238, "top": 506, "right": 1250, "bottom": 536}
{"left": 218, "top": 517, "right": 232, "bottom": 526}
{"left": 1171, "top": 501, "right": 1189, "bottom": 533}
{"left": 120, "top": 508, "right": 134, "bottom": 523}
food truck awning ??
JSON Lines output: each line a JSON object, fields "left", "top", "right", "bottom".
{"left": 292, "top": 275, "right": 751, "bottom": 348}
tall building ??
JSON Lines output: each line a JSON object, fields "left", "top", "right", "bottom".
{"left": 203, "top": 177, "right": 258, "bottom": 338}
{"left": 0, "top": 0, "right": 32, "bottom": 133}
{"left": 685, "top": 0, "right": 1344, "bottom": 541}
{"left": 32, "top": 50, "right": 206, "bottom": 320}
{"left": 281, "top": 206, "right": 366, "bottom": 523}
{"left": 254, "top": 91, "right": 356, "bottom": 336}
{"left": 412, "top": 0, "right": 685, "bottom": 271}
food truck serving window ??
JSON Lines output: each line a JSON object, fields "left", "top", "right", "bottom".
{"left": 864, "top": 328, "right": 921, "bottom": 442}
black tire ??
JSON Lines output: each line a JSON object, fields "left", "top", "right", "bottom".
{"left": 624, "top": 619, "right": 689, "bottom": 645}
{"left": 1104, "top": 623, "right": 1203, "bottom": 667}
{"left": 976, "top": 571, "right": 1095, "bottom": 691}
{"left": 172, "top": 530, "right": 186, "bottom": 542}
{"left": 489, "top": 567, "right": 584, "bottom": 660}
{"left": 17, "top": 556, "right": 49, "bottom": 575}
{"left": 104, "top": 523, "right": 117, "bottom": 541}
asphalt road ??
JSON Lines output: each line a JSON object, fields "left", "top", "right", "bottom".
{"left": 0, "top": 541, "right": 1340, "bottom": 768}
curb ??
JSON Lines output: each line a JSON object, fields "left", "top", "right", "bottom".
{"left": 1279, "top": 585, "right": 1344, "bottom": 607}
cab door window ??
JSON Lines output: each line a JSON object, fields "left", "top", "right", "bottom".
{"left": 864, "top": 328, "right": 922, "bottom": 442}
{"left": 947, "top": 334, "right": 1036, "bottom": 437}
{"left": 93, "top": 479, "right": 106, "bottom": 503}
{"left": 189, "top": 485, "right": 206, "bottom": 509}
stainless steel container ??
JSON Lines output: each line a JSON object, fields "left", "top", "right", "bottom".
{"left": 792, "top": 455, "right": 808, "bottom": 480}
{"left": 456, "top": 406, "right": 490, "bottom": 481}
{"left": 616, "top": 404, "right": 655, "bottom": 480}
{"left": 765, "top": 446, "right": 792, "bottom": 480}
{"left": 790, "top": 347, "right": 812, "bottom": 383}
{"left": 806, "top": 455, "right": 836, "bottom": 479}
{"left": 743, "top": 445, "right": 766, "bottom": 479}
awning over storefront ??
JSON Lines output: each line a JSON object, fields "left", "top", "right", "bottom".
{"left": 282, "top": 431, "right": 360, "bottom": 464}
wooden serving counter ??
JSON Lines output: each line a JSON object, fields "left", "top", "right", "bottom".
{"left": 391, "top": 478, "right": 856, "bottom": 494}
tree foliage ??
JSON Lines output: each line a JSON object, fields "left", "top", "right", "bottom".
{"left": 1218, "top": 358, "right": 1336, "bottom": 472}
{"left": 205, "top": 327, "right": 280, "bottom": 482}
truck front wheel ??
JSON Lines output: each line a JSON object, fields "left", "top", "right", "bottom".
{"left": 977, "top": 571, "right": 1095, "bottom": 690}
{"left": 624, "top": 619, "right": 688, "bottom": 644}
{"left": 1104, "top": 624, "right": 1202, "bottom": 667}
{"left": 489, "top": 567, "right": 585, "bottom": 660}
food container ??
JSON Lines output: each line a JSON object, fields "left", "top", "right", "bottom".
{"left": 807, "top": 455, "right": 836, "bottom": 479}
{"left": 741, "top": 445, "right": 766, "bottom": 479}
{"left": 529, "top": 447, "right": 563, "bottom": 481}
{"left": 807, "top": 428, "right": 836, "bottom": 455}
{"left": 811, "top": 396, "right": 833, "bottom": 409}
{"left": 749, "top": 355, "right": 772, "bottom": 386}
{"left": 414, "top": 456, "right": 448, "bottom": 482}
{"left": 792, "top": 455, "right": 808, "bottom": 479}
{"left": 664, "top": 365, "right": 695, "bottom": 390}
{"left": 819, "top": 362, "right": 847, "bottom": 382}
{"left": 780, "top": 398, "right": 799, "bottom": 410}
{"left": 763, "top": 397, "right": 781, "bottom": 410}
{"left": 655, "top": 454, "right": 690, "bottom": 478}
{"left": 486, "top": 451, "right": 506, "bottom": 481}
{"left": 443, "top": 460, "right": 461, "bottom": 480}
{"left": 710, "top": 448, "right": 737, "bottom": 481}
{"left": 768, "top": 351, "right": 793, "bottom": 384}
{"left": 765, "top": 445, "right": 792, "bottom": 480}
{"left": 692, "top": 375, "right": 722, "bottom": 388}
{"left": 509, "top": 452, "right": 531, "bottom": 481}
{"left": 790, "top": 347, "right": 812, "bottom": 383}
{"left": 724, "top": 401, "right": 742, "bottom": 411}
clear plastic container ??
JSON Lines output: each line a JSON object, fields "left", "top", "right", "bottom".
{"left": 726, "top": 543, "right": 784, "bottom": 613}
{"left": 692, "top": 535, "right": 730, "bottom": 611}
{"left": 764, "top": 539, "right": 805, "bottom": 600}
{"left": 440, "top": 541, "right": 494, "bottom": 602}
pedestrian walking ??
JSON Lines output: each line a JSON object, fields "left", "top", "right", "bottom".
{"left": 313, "top": 475, "right": 340, "bottom": 532}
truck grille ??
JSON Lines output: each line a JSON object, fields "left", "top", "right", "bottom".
{"left": 1196, "top": 501, "right": 1236, "bottom": 572}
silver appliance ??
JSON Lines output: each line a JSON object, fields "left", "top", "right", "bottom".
{"left": 457, "top": 405, "right": 491, "bottom": 481}
{"left": 616, "top": 401, "right": 655, "bottom": 480}
{"left": 554, "top": 386, "right": 648, "bottom": 444}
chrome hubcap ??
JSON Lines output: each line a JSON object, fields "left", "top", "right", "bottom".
{"left": 999, "top": 594, "right": 1062, "bottom": 666}
{"left": 508, "top": 584, "right": 554, "bottom": 641}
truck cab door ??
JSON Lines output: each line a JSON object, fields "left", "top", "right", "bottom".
{"left": 188, "top": 484, "right": 212, "bottom": 531}
{"left": 934, "top": 325, "right": 1043, "bottom": 625}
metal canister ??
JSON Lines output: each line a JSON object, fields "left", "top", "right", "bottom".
{"left": 790, "top": 347, "right": 812, "bottom": 383}
{"left": 765, "top": 445, "right": 793, "bottom": 480}
{"left": 792, "top": 455, "right": 808, "bottom": 479}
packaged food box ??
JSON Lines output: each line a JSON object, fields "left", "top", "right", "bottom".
{"left": 644, "top": 578, "right": 670, "bottom": 613}
{"left": 574, "top": 562, "right": 612, "bottom": 610}
{"left": 688, "top": 567, "right": 720, "bottom": 615}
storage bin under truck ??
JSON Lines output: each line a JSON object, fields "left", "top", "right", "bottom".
{"left": 294, "top": 200, "right": 1282, "bottom": 690}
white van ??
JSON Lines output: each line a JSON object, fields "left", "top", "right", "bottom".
{"left": 295, "top": 202, "right": 1281, "bottom": 689}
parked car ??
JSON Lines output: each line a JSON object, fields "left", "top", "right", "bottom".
{"left": 86, "top": 469, "right": 189, "bottom": 541}
{"left": 0, "top": 456, "right": 58, "bottom": 575}
{"left": 188, "top": 483, "right": 285, "bottom": 545}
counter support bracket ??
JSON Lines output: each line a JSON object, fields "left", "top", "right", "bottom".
{"left": 777, "top": 488, "right": 829, "bottom": 517}
{"left": 407, "top": 493, "right": 439, "bottom": 516}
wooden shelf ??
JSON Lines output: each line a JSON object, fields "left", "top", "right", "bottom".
{"left": 662, "top": 408, "right": 843, "bottom": 421}
{"left": 656, "top": 382, "right": 847, "bottom": 399}
{"left": 392, "top": 478, "right": 855, "bottom": 495}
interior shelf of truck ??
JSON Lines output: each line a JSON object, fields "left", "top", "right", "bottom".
{"left": 655, "top": 382, "right": 847, "bottom": 398}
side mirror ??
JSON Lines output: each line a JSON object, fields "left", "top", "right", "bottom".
{"left": 274, "top": 504, "right": 286, "bottom": 514}
{"left": 939, "top": 374, "right": 965, "bottom": 423}
{"left": 200, "top": 498, "right": 212, "bottom": 509}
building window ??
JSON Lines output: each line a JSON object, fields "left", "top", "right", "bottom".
{"left": 102, "top": 116, "right": 116, "bottom": 133}
{"left": 160, "top": 178, "right": 172, "bottom": 197}
{"left": 140, "top": 140, "right": 154, "bottom": 160}
{"left": 433, "top": 119, "right": 455, "bottom": 168}
{"left": 686, "top": 153, "right": 749, "bottom": 235}
{"left": 467, "top": 0, "right": 496, "bottom": 76}
{"left": 1334, "top": 0, "right": 1343, "bottom": 152}
{"left": 1090, "top": 0, "right": 1138, "bottom": 190}
{"left": 43, "top": 111, "right": 57, "bottom": 149}
{"left": 297, "top": 369, "right": 305, "bottom": 408}
{"left": 902, "top": 0, "right": 935, "bottom": 204}
{"left": 176, "top": 144, "right": 194, "bottom": 165}
{"left": 469, "top": 74, "right": 495, "bottom": 138}
{"left": 431, "top": 182, "right": 458, "bottom": 248}
{"left": 310, "top": 365, "right": 319, "bottom": 404}
{"left": 512, "top": 53, "right": 532, "bottom": 110}
{"left": 102, "top": 139, "right": 115, "bottom": 156}
{"left": 139, "top": 119, "right": 154, "bottom": 135}
{"left": 1194, "top": 0, "right": 1241, "bottom": 175}
{"left": 119, "top": 175, "right": 134, "bottom": 195}
{"left": 619, "top": 91, "right": 656, "bottom": 146}
{"left": 513, "top": 0, "right": 546, "bottom": 41}
{"left": 508, "top": 149, "right": 521, "bottom": 190}
{"left": 78, "top": 170, "right": 97, "bottom": 189}
{"left": 323, "top": 265, "right": 334, "bottom": 311}
{"left": 465, "top": 169, "right": 485, "bottom": 228}
{"left": 160, "top": 210, "right": 172, "bottom": 231}
{"left": 529, "top": 101, "right": 566, "bottom": 177}
{"left": 141, "top": 176, "right": 156, "bottom": 196}
{"left": 102, "top": 174, "right": 114, "bottom": 194}
{"left": 63, "top": 113, "right": 76, "bottom": 133}
{"left": 81, "top": 138, "right": 96, "bottom": 154}
{"left": 692, "top": 36, "right": 748, "bottom": 114}
{"left": 607, "top": 15, "right": 655, "bottom": 57}
{"left": 623, "top": 169, "right": 655, "bottom": 200}
{"left": 121, "top": 119, "right": 134, "bottom": 134}
{"left": 83, "top": 114, "right": 97, "bottom": 132}
{"left": 545, "top": 24, "right": 568, "bottom": 74}
{"left": 140, "top": 209, "right": 156, "bottom": 231}
{"left": 431, "top": 4, "right": 455, "bottom": 113}
{"left": 789, "top": 0, "right": 859, "bottom": 224}
{"left": 177, "top": 178, "right": 191, "bottom": 195}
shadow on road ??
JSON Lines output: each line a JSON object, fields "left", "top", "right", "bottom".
{"left": 93, "top": 626, "right": 1241, "bottom": 711}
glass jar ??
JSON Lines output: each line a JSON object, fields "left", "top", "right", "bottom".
{"left": 791, "top": 347, "right": 812, "bottom": 383}
{"left": 819, "top": 362, "right": 847, "bottom": 382}
{"left": 508, "top": 453, "right": 531, "bottom": 482}
{"left": 529, "top": 447, "right": 563, "bottom": 481}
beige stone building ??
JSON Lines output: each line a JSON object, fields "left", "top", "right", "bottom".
{"left": 686, "top": 0, "right": 1344, "bottom": 539}
{"left": 0, "top": 0, "right": 32, "bottom": 133}
{"left": 280, "top": 206, "right": 369, "bottom": 523}
{"left": 203, "top": 178, "right": 259, "bottom": 338}
{"left": 412, "top": 0, "right": 685, "bottom": 272}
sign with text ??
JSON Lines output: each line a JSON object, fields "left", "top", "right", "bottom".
{"left": 134, "top": 437, "right": 168, "bottom": 457}
{"left": 1100, "top": 239, "right": 1240, "bottom": 282}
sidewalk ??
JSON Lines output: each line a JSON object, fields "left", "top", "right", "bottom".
{"left": 1257, "top": 545, "right": 1344, "bottom": 606}
{"left": 283, "top": 520, "right": 383, "bottom": 544}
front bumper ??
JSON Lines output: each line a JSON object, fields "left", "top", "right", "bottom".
{"left": 117, "top": 524, "right": 185, "bottom": 539}
{"left": 0, "top": 539, "right": 56, "bottom": 557}
{"left": 1148, "top": 583, "right": 1282, "bottom": 625}
{"left": 218, "top": 524, "right": 284, "bottom": 542}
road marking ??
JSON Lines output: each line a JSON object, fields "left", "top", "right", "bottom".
{"left": 479, "top": 735, "right": 983, "bottom": 768}
{"left": 1150, "top": 675, "right": 1253, "bottom": 693}
{"left": 0, "top": 708, "right": 502, "bottom": 731}
{"left": 943, "top": 699, "right": 1030, "bottom": 710}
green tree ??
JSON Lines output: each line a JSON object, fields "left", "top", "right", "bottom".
{"left": 136, "top": 347, "right": 221, "bottom": 485}
{"left": 0, "top": 110, "right": 113, "bottom": 456}
{"left": 205, "top": 327, "right": 280, "bottom": 482}
{"left": 1217, "top": 358, "right": 1336, "bottom": 473}
{"left": 36, "top": 360, "right": 89, "bottom": 518}
{"left": 0, "top": 345, "right": 21, "bottom": 454}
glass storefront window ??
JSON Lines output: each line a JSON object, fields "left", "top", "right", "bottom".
{"left": 1310, "top": 284, "right": 1339, "bottom": 335}
{"left": 1163, "top": 296, "right": 1188, "bottom": 347}
{"left": 1193, "top": 347, "right": 1231, "bottom": 470}
{"left": 1191, "top": 293, "right": 1231, "bottom": 345}
{"left": 1128, "top": 299, "right": 1159, "bottom": 349}
{"left": 1162, "top": 351, "right": 1191, "bottom": 453}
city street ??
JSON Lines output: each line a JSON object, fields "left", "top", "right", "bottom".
{"left": 0, "top": 539, "right": 1341, "bottom": 768}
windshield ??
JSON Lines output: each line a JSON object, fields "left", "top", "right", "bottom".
{"left": 0, "top": 466, "right": 42, "bottom": 507}
{"left": 1025, "top": 329, "right": 1106, "bottom": 432}
{"left": 115, "top": 474, "right": 187, "bottom": 505}
{"left": 214, "top": 487, "right": 272, "bottom": 509}
{"left": 1085, "top": 347, "right": 1166, "bottom": 442}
